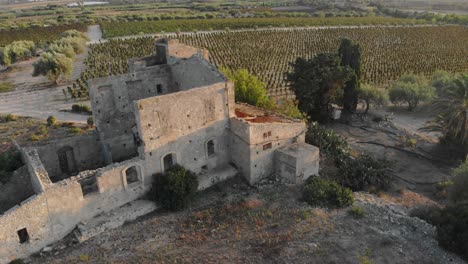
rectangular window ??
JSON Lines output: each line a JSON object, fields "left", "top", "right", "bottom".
{"left": 80, "top": 177, "right": 98, "bottom": 196}
{"left": 263, "top": 143, "right": 272, "bottom": 150}
{"left": 156, "top": 84, "right": 163, "bottom": 94}
{"left": 17, "top": 228, "right": 29, "bottom": 244}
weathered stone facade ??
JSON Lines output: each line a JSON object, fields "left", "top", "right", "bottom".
{"left": 0, "top": 39, "right": 319, "bottom": 263}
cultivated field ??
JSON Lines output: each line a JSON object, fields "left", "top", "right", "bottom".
{"left": 100, "top": 17, "right": 425, "bottom": 38}
{"left": 70, "top": 25, "right": 468, "bottom": 98}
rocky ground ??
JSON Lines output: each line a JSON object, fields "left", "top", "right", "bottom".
{"left": 27, "top": 175, "right": 464, "bottom": 264}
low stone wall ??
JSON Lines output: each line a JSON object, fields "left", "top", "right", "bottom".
{"left": 0, "top": 157, "right": 148, "bottom": 264}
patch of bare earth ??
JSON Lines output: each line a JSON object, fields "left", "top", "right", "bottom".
{"left": 28, "top": 177, "right": 464, "bottom": 264}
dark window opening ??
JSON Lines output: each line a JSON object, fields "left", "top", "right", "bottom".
{"left": 57, "top": 146, "right": 77, "bottom": 177}
{"left": 263, "top": 143, "right": 272, "bottom": 151}
{"left": 163, "top": 153, "right": 175, "bottom": 171}
{"left": 207, "top": 140, "right": 215, "bottom": 157}
{"left": 17, "top": 228, "right": 29, "bottom": 244}
{"left": 268, "top": 131, "right": 272, "bottom": 137}
{"left": 201, "top": 165, "right": 208, "bottom": 170}
{"left": 125, "top": 166, "right": 139, "bottom": 184}
{"left": 156, "top": 84, "right": 163, "bottom": 94}
{"left": 80, "top": 177, "right": 98, "bottom": 196}
{"left": 263, "top": 132, "right": 268, "bottom": 138}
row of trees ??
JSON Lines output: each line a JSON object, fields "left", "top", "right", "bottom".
{"left": 32, "top": 30, "right": 88, "bottom": 84}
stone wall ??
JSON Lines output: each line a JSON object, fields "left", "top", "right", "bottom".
{"left": 34, "top": 134, "right": 105, "bottom": 182}
{"left": 229, "top": 117, "right": 306, "bottom": 184}
{"left": 135, "top": 82, "right": 234, "bottom": 176}
{"left": 0, "top": 157, "right": 148, "bottom": 264}
{"left": 170, "top": 55, "right": 225, "bottom": 91}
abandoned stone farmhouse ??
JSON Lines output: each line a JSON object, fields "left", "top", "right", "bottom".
{"left": 0, "top": 39, "right": 319, "bottom": 263}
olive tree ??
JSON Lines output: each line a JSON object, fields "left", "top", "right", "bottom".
{"left": 33, "top": 52, "right": 73, "bottom": 84}
{"left": 388, "top": 74, "right": 434, "bottom": 111}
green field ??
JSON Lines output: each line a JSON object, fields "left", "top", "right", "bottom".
{"left": 69, "top": 25, "right": 468, "bottom": 98}
{"left": 0, "top": 23, "right": 88, "bottom": 47}
{"left": 100, "top": 17, "right": 426, "bottom": 38}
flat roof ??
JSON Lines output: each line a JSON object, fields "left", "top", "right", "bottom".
{"left": 234, "top": 103, "right": 300, "bottom": 124}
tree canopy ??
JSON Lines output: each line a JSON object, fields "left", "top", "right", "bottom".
{"left": 338, "top": 38, "right": 362, "bottom": 114}
{"left": 287, "top": 53, "right": 352, "bottom": 122}
{"left": 33, "top": 52, "right": 73, "bottom": 83}
{"left": 388, "top": 74, "right": 434, "bottom": 111}
{"left": 0, "top": 40, "right": 36, "bottom": 66}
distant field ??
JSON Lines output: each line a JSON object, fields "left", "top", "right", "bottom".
{"left": 0, "top": 23, "right": 87, "bottom": 47}
{"left": 100, "top": 17, "right": 426, "bottom": 38}
{"left": 71, "top": 25, "right": 468, "bottom": 98}
{"left": 179, "top": 25, "right": 468, "bottom": 97}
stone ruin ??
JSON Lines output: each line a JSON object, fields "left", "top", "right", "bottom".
{"left": 0, "top": 39, "right": 319, "bottom": 263}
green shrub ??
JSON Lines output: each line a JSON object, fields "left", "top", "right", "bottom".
{"left": 434, "top": 204, "right": 468, "bottom": 260}
{"left": 306, "top": 122, "right": 350, "bottom": 164}
{"left": 0, "top": 82, "right": 14, "bottom": 93}
{"left": 449, "top": 160, "right": 468, "bottom": 205}
{"left": 29, "top": 134, "right": 41, "bottom": 141}
{"left": 349, "top": 205, "right": 366, "bottom": 218}
{"left": 338, "top": 154, "right": 392, "bottom": 191}
{"left": 303, "top": 177, "right": 354, "bottom": 208}
{"left": 69, "top": 127, "right": 82, "bottom": 134}
{"left": 47, "top": 115, "right": 57, "bottom": 127}
{"left": 5, "top": 114, "right": 17, "bottom": 122}
{"left": 151, "top": 165, "right": 198, "bottom": 210}
{"left": 71, "top": 104, "right": 92, "bottom": 114}
{"left": 388, "top": 74, "right": 434, "bottom": 111}
{"left": 87, "top": 117, "right": 94, "bottom": 127}
{"left": 36, "top": 125, "right": 48, "bottom": 136}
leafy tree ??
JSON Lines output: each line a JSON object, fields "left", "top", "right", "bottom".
{"left": 356, "top": 83, "right": 389, "bottom": 113}
{"left": 287, "top": 53, "right": 352, "bottom": 122}
{"left": 421, "top": 74, "right": 468, "bottom": 154}
{"left": 449, "top": 160, "right": 468, "bottom": 205}
{"left": 388, "top": 74, "right": 434, "bottom": 111}
{"left": 56, "top": 37, "right": 87, "bottom": 55}
{"left": 48, "top": 43, "right": 76, "bottom": 59}
{"left": 33, "top": 52, "right": 73, "bottom": 83}
{"left": 0, "top": 40, "right": 36, "bottom": 66}
{"left": 221, "top": 68, "right": 274, "bottom": 109}
{"left": 151, "top": 165, "right": 198, "bottom": 210}
{"left": 338, "top": 38, "right": 362, "bottom": 113}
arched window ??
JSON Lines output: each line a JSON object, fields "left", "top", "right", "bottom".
{"left": 206, "top": 140, "right": 215, "bottom": 157}
{"left": 125, "top": 166, "right": 139, "bottom": 184}
{"left": 162, "top": 153, "right": 176, "bottom": 171}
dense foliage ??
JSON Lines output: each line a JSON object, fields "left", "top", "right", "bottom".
{"left": 388, "top": 74, "right": 435, "bottom": 111}
{"left": 421, "top": 73, "right": 468, "bottom": 156}
{"left": 306, "top": 122, "right": 350, "bottom": 164}
{"left": 151, "top": 165, "right": 198, "bottom": 210}
{"left": 0, "top": 40, "right": 36, "bottom": 66}
{"left": 33, "top": 30, "right": 88, "bottom": 83}
{"left": 303, "top": 177, "right": 354, "bottom": 208}
{"left": 0, "top": 23, "right": 87, "bottom": 47}
{"left": 288, "top": 53, "right": 352, "bottom": 121}
{"left": 221, "top": 68, "right": 274, "bottom": 109}
{"left": 100, "top": 17, "right": 423, "bottom": 37}
{"left": 338, "top": 154, "right": 392, "bottom": 191}
{"left": 339, "top": 38, "right": 361, "bottom": 113}
{"left": 356, "top": 84, "right": 389, "bottom": 113}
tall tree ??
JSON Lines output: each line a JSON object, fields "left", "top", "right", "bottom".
{"left": 338, "top": 38, "right": 361, "bottom": 113}
{"left": 288, "top": 53, "right": 352, "bottom": 122}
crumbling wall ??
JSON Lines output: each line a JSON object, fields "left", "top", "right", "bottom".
{"left": 0, "top": 166, "right": 35, "bottom": 214}
{"left": 34, "top": 134, "right": 104, "bottom": 182}
{"left": 229, "top": 118, "right": 251, "bottom": 178}
{"left": 135, "top": 82, "right": 233, "bottom": 176}
{"left": 170, "top": 55, "right": 225, "bottom": 91}
{"left": 88, "top": 65, "right": 174, "bottom": 163}
{"left": 0, "top": 157, "right": 148, "bottom": 264}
